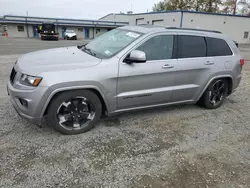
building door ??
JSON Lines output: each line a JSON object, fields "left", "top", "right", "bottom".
{"left": 32, "top": 25, "right": 38, "bottom": 38}
{"left": 62, "top": 27, "right": 67, "bottom": 38}
{"left": 85, "top": 28, "right": 89, "bottom": 39}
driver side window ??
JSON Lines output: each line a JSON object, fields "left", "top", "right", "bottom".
{"left": 136, "top": 35, "right": 174, "bottom": 61}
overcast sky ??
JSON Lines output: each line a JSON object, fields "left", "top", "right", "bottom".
{"left": 0, "top": 0, "right": 161, "bottom": 19}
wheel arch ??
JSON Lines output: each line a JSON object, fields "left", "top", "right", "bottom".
{"left": 41, "top": 86, "right": 109, "bottom": 118}
{"left": 197, "top": 75, "right": 234, "bottom": 102}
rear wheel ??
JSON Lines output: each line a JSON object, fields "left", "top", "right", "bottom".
{"left": 200, "top": 79, "right": 228, "bottom": 109}
{"left": 47, "top": 90, "right": 102, "bottom": 135}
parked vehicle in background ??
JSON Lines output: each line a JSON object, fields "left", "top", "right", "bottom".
{"left": 39, "top": 23, "right": 59, "bottom": 40}
{"left": 64, "top": 30, "right": 77, "bottom": 40}
{"left": 7, "top": 25, "right": 244, "bottom": 135}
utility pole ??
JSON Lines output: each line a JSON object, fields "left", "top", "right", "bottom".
{"left": 25, "top": 11, "right": 29, "bottom": 38}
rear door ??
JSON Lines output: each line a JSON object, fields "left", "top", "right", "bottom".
{"left": 173, "top": 34, "right": 215, "bottom": 102}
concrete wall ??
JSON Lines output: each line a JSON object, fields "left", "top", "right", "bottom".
{"left": 100, "top": 14, "right": 132, "bottom": 24}
{"left": 131, "top": 12, "right": 182, "bottom": 27}
{"left": 100, "top": 12, "right": 250, "bottom": 43}
{"left": 100, "top": 12, "right": 182, "bottom": 27}
{"left": 94, "top": 27, "right": 108, "bottom": 37}
{"left": 6, "top": 24, "right": 27, "bottom": 37}
{"left": 182, "top": 12, "right": 250, "bottom": 44}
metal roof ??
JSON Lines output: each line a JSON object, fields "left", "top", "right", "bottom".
{"left": 100, "top": 10, "right": 250, "bottom": 20}
{"left": 0, "top": 15, "right": 129, "bottom": 27}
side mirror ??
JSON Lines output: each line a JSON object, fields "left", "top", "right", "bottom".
{"left": 124, "top": 50, "right": 146, "bottom": 64}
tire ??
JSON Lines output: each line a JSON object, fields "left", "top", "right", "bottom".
{"left": 47, "top": 90, "right": 102, "bottom": 135}
{"left": 200, "top": 79, "right": 228, "bottom": 109}
{"left": 75, "top": 36, "right": 77, "bottom": 40}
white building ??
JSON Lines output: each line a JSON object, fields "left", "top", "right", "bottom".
{"left": 100, "top": 10, "right": 250, "bottom": 44}
{"left": 0, "top": 15, "right": 128, "bottom": 39}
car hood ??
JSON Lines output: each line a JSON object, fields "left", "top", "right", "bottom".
{"left": 16, "top": 46, "right": 101, "bottom": 75}
{"left": 65, "top": 33, "right": 76, "bottom": 37}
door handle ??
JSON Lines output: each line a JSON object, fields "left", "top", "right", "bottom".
{"left": 162, "top": 64, "right": 174, "bottom": 69}
{"left": 204, "top": 61, "right": 214, "bottom": 65}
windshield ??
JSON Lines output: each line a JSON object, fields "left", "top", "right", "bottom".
{"left": 84, "top": 29, "right": 142, "bottom": 59}
{"left": 43, "top": 24, "right": 54, "bottom": 30}
{"left": 66, "top": 30, "right": 74, "bottom": 33}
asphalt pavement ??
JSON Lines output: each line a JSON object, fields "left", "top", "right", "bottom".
{"left": 0, "top": 37, "right": 87, "bottom": 55}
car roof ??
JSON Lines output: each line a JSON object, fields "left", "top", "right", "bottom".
{"left": 120, "top": 25, "right": 224, "bottom": 38}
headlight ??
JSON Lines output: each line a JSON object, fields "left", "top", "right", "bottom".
{"left": 20, "top": 74, "right": 42, "bottom": 87}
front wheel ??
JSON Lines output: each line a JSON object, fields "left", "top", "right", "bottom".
{"left": 47, "top": 90, "right": 102, "bottom": 135}
{"left": 201, "top": 79, "right": 228, "bottom": 109}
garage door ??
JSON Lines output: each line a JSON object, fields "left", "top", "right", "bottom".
{"left": 152, "top": 20, "right": 164, "bottom": 26}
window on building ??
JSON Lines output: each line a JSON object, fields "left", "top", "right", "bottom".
{"left": 206, "top": 37, "right": 232, "bottom": 56}
{"left": 96, "top": 28, "right": 101, "bottom": 34}
{"left": 78, "top": 28, "right": 83, "bottom": 32}
{"left": 136, "top": 18, "right": 144, "bottom": 25}
{"left": 243, "top": 31, "right": 249, "bottom": 39}
{"left": 152, "top": 20, "right": 164, "bottom": 25}
{"left": 107, "top": 28, "right": 112, "bottom": 31}
{"left": 177, "top": 35, "right": 206, "bottom": 59}
{"left": 17, "top": 25, "right": 24, "bottom": 32}
{"left": 136, "top": 35, "right": 174, "bottom": 61}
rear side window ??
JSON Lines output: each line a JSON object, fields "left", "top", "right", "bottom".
{"left": 206, "top": 37, "right": 232, "bottom": 56}
{"left": 177, "top": 35, "right": 206, "bottom": 59}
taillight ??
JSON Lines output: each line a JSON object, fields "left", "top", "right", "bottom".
{"left": 240, "top": 59, "right": 245, "bottom": 66}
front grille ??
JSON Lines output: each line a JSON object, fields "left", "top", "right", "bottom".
{"left": 10, "top": 68, "right": 17, "bottom": 84}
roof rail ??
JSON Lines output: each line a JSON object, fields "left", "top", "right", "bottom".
{"left": 166, "top": 27, "right": 222, "bottom": 34}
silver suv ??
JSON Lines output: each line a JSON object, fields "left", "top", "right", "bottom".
{"left": 7, "top": 25, "right": 244, "bottom": 134}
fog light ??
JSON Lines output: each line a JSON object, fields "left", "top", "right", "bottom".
{"left": 19, "top": 98, "right": 28, "bottom": 107}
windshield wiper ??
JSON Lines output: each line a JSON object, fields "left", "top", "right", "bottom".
{"left": 79, "top": 44, "right": 96, "bottom": 57}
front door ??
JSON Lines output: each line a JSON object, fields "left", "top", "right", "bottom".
{"left": 117, "top": 34, "right": 177, "bottom": 109}
{"left": 85, "top": 28, "right": 89, "bottom": 39}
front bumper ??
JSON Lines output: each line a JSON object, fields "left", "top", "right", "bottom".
{"left": 65, "top": 35, "right": 76, "bottom": 40}
{"left": 7, "top": 80, "right": 48, "bottom": 126}
{"left": 41, "top": 35, "right": 59, "bottom": 40}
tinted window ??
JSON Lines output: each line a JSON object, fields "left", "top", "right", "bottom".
{"left": 136, "top": 35, "right": 174, "bottom": 61}
{"left": 206, "top": 37, "right": 232, "bottom": 56}
{"left": 177, "top": 35, "right": 206, "bottom": 58}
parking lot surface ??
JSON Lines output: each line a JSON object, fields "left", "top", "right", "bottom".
{"left": 1, "top": 38, "right": 250, "bottom": 188}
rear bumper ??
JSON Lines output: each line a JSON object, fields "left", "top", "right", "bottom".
{"left": 233, "top": 74, "right": 242, "bottom": 93}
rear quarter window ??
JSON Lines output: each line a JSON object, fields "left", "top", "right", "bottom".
{"left": 206, "top": 37, "right": 233, "bottom": 56}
